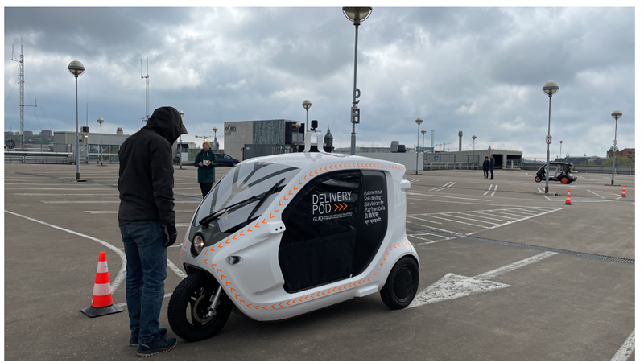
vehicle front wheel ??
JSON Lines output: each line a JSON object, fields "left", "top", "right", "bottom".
{"left": 560, "top": 177, "right": 569, "bottom": 184}
{"left": 167, "top": 272, "right": 233, "bottom": 342}
{"left": 535, "top": 175, "right": 542, "bottom": 183}
{"left": 380, "top": 256, "right": 419, "bottom": 310}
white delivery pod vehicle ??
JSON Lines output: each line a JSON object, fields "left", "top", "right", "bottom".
{"left": 169, "top": 136, "right": 419, "bottom": 342}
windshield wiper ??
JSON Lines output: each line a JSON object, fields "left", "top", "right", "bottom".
{"left": 199, "top": 178, "right": 286, "bottom": 228}
{"left": 246, "top": 179, "right": 285, "bottom": 223}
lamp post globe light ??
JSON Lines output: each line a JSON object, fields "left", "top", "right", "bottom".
{"left": 542, "top": 80, "right": 559, "bottom": 194}
{"left": 302, "top": 100, "right": 312, "bottom": 131}
{"left": 215, "top": 127, "right": 219, "bottom": 150}
{"left": 415, "top": 117, "right": 423, "bottom": 175}
{"left": 97, "top": 117, "right": 104, "bottom": 166}
{"left": 68, "top": 60, "right": 85, "bottom": 181}
{"left": 610, "top": 110, "right": 622, "bottom": 186}
{"left": 342, "top": 6, "right": 372, "bottom": 155}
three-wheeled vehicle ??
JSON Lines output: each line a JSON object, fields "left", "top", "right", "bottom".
{"left": 169, "top": 134, "right": 419, "bottom": 342}
{"left": 535, "top": 162, "right": 576, "bottom": 184}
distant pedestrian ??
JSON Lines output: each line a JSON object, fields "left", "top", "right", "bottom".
{"left": 194, "top": 141, "right": 218, "bottom": 197}
{"left": 489, "top": 155, "right": 495, "bottom": 180}
{"left": 483, "top": 156, "right": 489, "bottom": 179}
{"left": 118, "top": 106, "right": 187, "bottom": 357}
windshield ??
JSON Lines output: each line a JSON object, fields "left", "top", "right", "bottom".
{"left": 193, "top": 161, "right": 300, "bottom": 234}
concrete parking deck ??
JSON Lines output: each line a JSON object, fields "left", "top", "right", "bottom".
{"left": 3, "top": 163, "right": 634, "bottom": 360}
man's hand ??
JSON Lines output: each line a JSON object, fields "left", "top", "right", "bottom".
{"left": 199, "top": 162, "right": 203, "bottom": 167}
{"left": 163, "top": 224, "right": 177, "bottom": 247}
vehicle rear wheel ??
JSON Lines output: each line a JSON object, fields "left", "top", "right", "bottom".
{"left": 561, "top": 177, "right": 568, "bottom": 184}
{"left": 535, "top": 176, "right": 542, "bottom": 183}
{"left": 168, "top": 272, "right": 233, "bottom": 342}
{"left": 380, "top": 256, "right": 419, "bottom": 310}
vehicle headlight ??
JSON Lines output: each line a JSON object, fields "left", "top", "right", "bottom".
{"left": 192, "top": 234, "right": 205, "bottom": 256}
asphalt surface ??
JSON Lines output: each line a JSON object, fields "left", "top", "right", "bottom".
{"left": 3, "top": 163, "right": 635, "bottom": 360}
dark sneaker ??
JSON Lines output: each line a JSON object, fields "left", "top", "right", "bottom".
{"left": 137, "top": 335, "right": 176, "bottom": 357}
{"left": 129, "top": 328, "right": 168, "bottom": 346}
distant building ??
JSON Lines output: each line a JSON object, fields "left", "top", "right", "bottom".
{"left": 41, "top": 130, "right": 53, "bottom": 138}
{"left": 607, "top": 147, "right": 635, "bottom": 159}
{"left": 23, "top": 130, "right": 33, "bottom": 136}
{"left": 224, "top": 119, "right": 304, "bottom": 160}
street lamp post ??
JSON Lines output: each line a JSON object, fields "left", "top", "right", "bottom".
{"left": 343, "top": 6, "right": 372, "bottom": 155}
{"left": 542, "top": 80, "right": 559, "bottom": 194}
{"left": 559, "top": 140, "right": 563, "bottom": 159}
{"left": 294, "top": 122, "right": 301, "bottom": 152}
{"left": 97, "top": 117, "right": 104, "bottom": 166}
{"left": 178, "top": 110, "right": 184, "bottom": 170}
{"left": 472, "top": 135, "right": 477, "bottom": 168}
{"left": 421, "top": 129, "right": 427, "bottom": 150}
{"left": 302, "top": 100, "right": 312, "bottom": 131}
{"left": 415, "top": 117, "right": 423, "bottom": 175}
{"left": 213, "top": 127, "right": 218, "bottom": 151}
{"left": 611, "top": 110, "right": 622, "bottom": 185}
{"left": 68, "top": 60, "right": 85, "bottom": 181}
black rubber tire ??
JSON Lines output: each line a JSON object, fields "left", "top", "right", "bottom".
{"left": 167, "top": 272, "right": 233, "bottom": 342}
{"left": 380, "top": 256, "right": 419, "bottom": 310}
{"left": 535, "top": 176, "right": 542, "bottom": 183}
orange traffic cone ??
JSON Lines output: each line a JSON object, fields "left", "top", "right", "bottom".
{"left": 621, "top": 186, "right": 626, "bottom": 197}
{"left": 81, "top": 251, "right": 123, "bottom": 318}
{"left": 565, "top": 189, "right": 572, "bottom": 205}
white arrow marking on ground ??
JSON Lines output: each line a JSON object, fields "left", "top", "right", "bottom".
{"left": 611, "top": 329, "right": 635, "bottom": 361}
{"left": 410, "top": 251, "right": 556, "bottom": 307}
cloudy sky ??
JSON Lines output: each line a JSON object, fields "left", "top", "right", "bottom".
{"left": 3, "top": 5, "right": 638, "bottom": 159}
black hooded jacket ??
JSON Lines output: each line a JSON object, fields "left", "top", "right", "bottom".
{"left": 118, "top": 106, "right": 188, "bottom": 226}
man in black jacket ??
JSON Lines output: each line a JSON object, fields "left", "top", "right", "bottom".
{"left": 118, "top": 106, "right": 187, "bottom": 357}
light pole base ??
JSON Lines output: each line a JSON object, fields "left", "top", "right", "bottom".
{"left": 534, "top": 192, "right": 559, "bottom": 196}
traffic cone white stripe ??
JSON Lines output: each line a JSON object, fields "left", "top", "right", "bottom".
{"left": 93, "top": 283, "right": 113, "bottom": 296}
{"left": 97, "top": 261, "right": 108, "bottom": 273}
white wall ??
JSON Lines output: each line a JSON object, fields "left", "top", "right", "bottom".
{"left": 356, "top": 152, "right": 419, "bottom": 171}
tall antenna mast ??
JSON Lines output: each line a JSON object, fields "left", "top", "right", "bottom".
{"left": 141, "top": 58, "right": 150, "bottom": 121}
{"left": 11, "top": 41, "right": 36, "bottom": 149}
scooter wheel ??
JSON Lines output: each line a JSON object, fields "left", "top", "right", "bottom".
{"left": 380, "top": 256, "right": 419, "bottom": 310}
{"left": 167, "top": 272, "right": 233, "bottom": 342}
{"left": 535, "top": 176, "right": 542, "bottom": 183}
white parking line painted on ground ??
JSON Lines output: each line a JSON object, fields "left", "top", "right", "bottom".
{"left": 491, "top": 184, "right": 497, "bottom": 196}
{"left": 484, "top": 184, "right": 493, "bottom": 195}
{"left": 544, "top": 196, "right": 552, "bottom": 201}
{"left": 610, "top": 329, "right": 635, "bottom": 361}
{"left": 14, "top": 193, "right": 117, "bottom": 196}
{"left": 433, "top": 214, "right": 474, "bottom": 226}
{"left": 85, "top": 210, "right": 196, "bottom": 214}
{"left": 167, "top": 258, "right": 187, "bottom": 279}
{"left": 409, "top": 216, "right": 442, "bottom": 225}
{"left": 4, "top": 210, "right": 127, "bottom": 293}
{"left": 474, "top": 252, "right": 557, "bottom": 279}
{"left": 409, "top": 252, "right": 556, "bottom": 307}
{"left": 41, "top": 200, "right": 200, "bottom": 204}
{"left": 5, "top": 187, "right": 111, "bottom": 190}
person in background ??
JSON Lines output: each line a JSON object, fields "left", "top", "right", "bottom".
{"left": 489, "top": 155, "right": 495, "bottom": 180}
{"left": 118, "top": 106, "right": 187, "bottom": 357}
{"left": 194, "top": 141, "right": 218, "bottom": 197}
{"left": 483, "top": 156, "right": 490, "bottom": 179}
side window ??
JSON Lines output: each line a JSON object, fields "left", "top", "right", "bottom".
{"left": 224, "top": 155, "right": 231, "bottom": 159}
{"left": 280, "top": 170, "right": 361, "bottom": 293}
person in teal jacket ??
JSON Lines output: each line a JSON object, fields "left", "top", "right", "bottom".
{"left": 194, "top": 142, "right": 218, "bottom": 197}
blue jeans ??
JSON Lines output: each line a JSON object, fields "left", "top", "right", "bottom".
{"left": 120, "top": 221, "right": 167, "bottom": 344}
